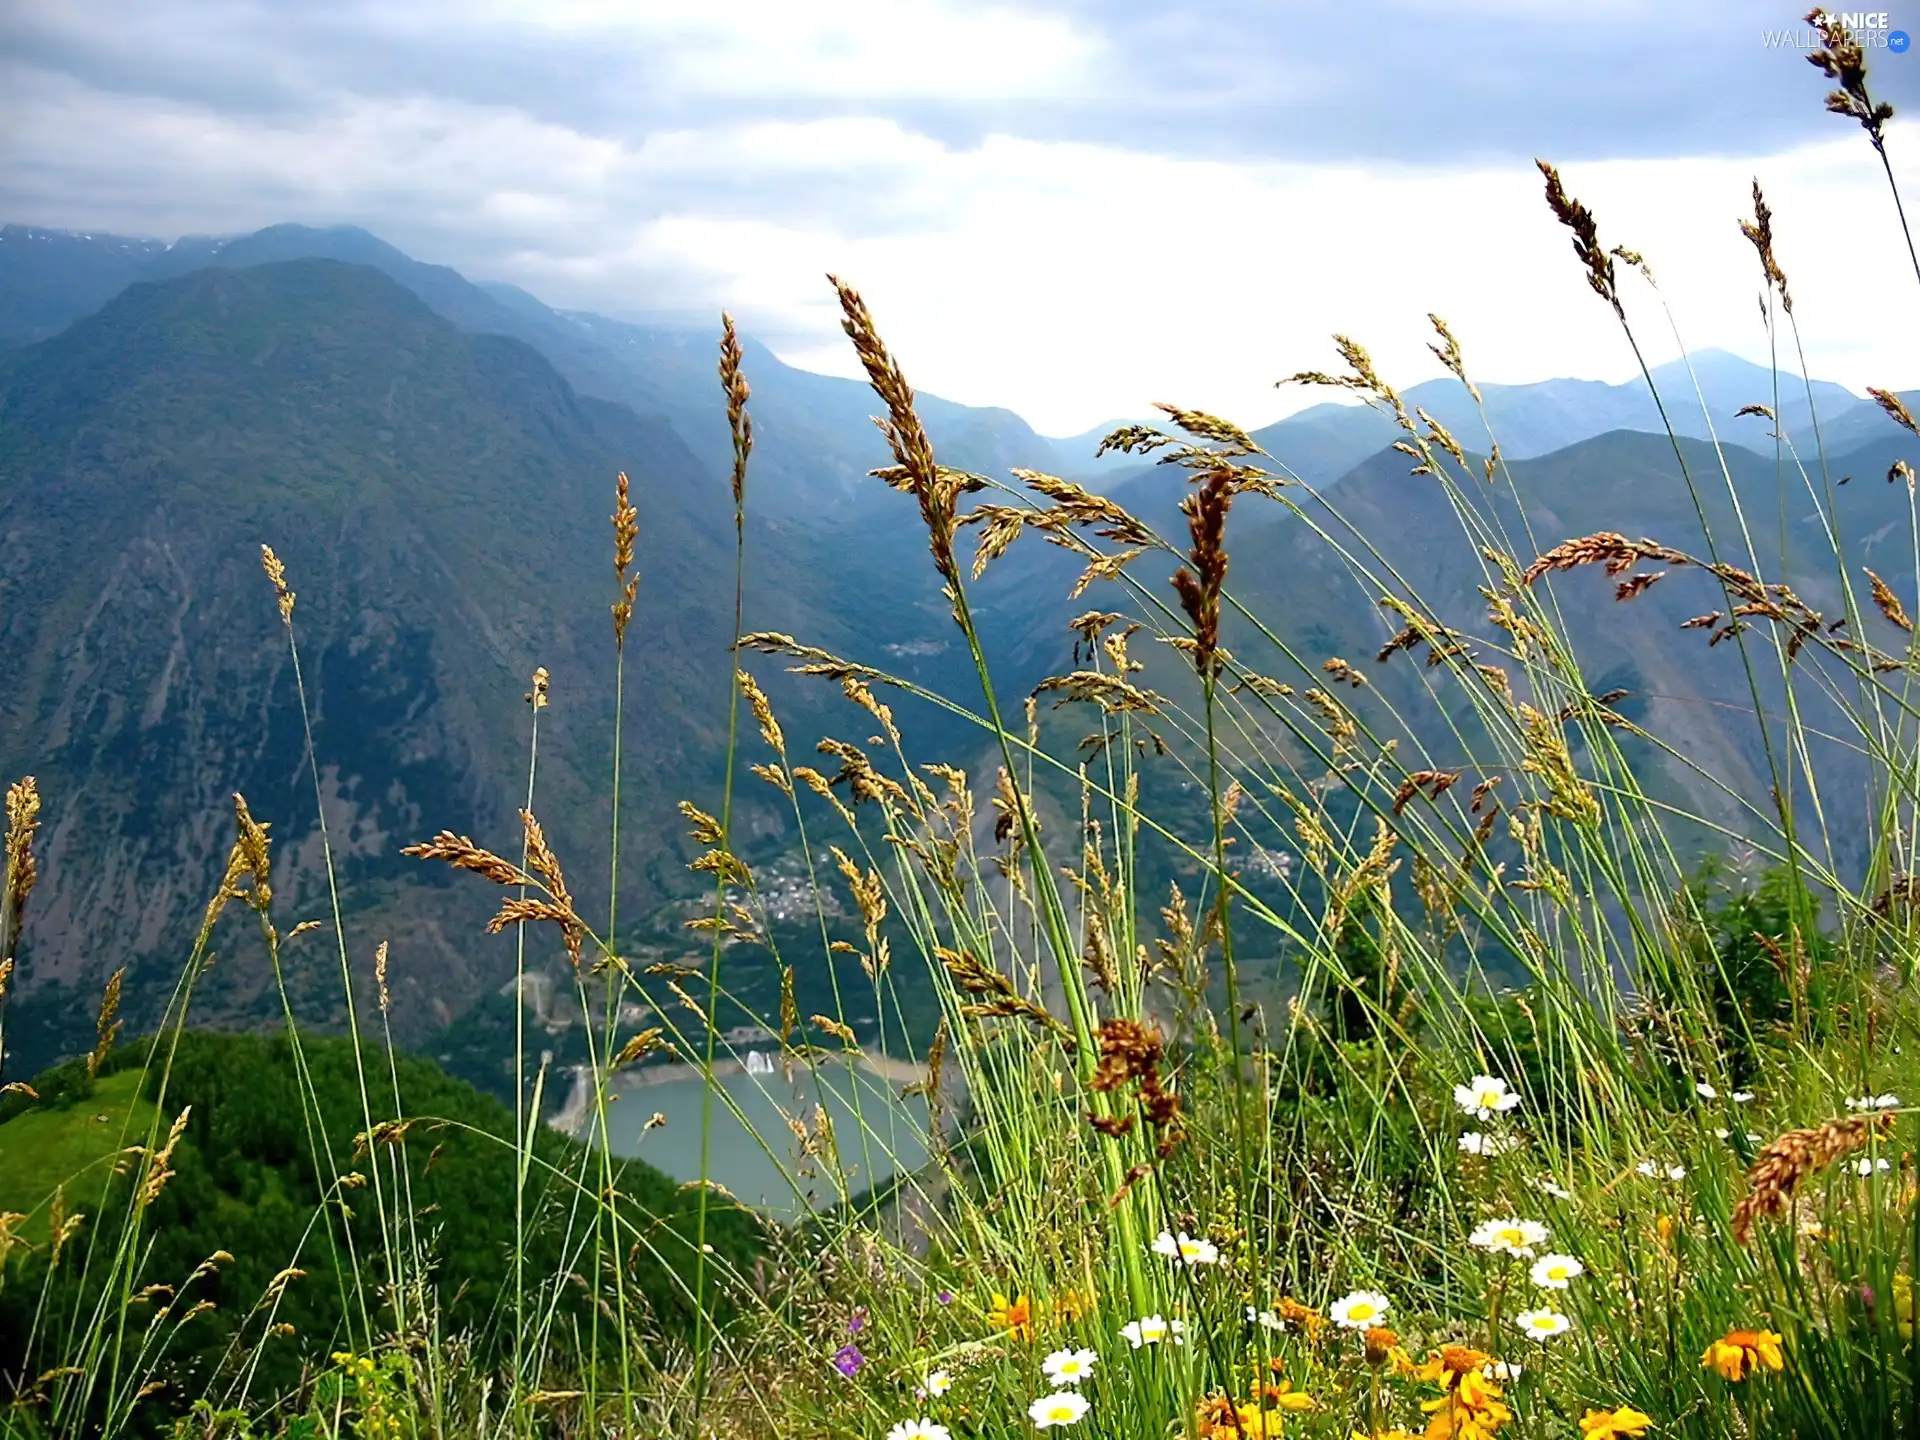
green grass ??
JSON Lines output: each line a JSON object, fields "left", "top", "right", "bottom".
{"left": 0, "top": 1070, "right": 153, "bottom": 1239}
{"left": 7, "top": 16, "right": 1920, "bottom": 1440}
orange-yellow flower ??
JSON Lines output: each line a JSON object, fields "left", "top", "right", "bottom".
{"left": 1579, "top": 1407, "right": 1654, "bottom": 1438}
{"left": 1276, "top": 1296, "right": 1328, "bottom": 1338}
{"left": 1701, "top": 1329, "right": 1784, "bottom": 1382}
{"left": 1416, "top": 1347, "right": 1493, "bottom": 1392}
{"left": 1364, "top": 1326, "right": 1402, "bottom": 1367}
{"left": 988, "top": 1292, "right": 1034, "bottom": 1341}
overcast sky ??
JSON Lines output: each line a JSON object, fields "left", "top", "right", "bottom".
{"left": 5, "top": 0, "right": 1920, "bottom": 433}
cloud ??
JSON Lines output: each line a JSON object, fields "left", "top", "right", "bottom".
{"left": 5, "top": 0, "right": 1920, "bottom": 432}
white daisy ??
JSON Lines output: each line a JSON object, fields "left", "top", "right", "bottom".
{"left": 1854, "top": 1156, "right": 1892, "bottom": 1176}
{"left": 1528, "top": 1254, "right": 1584, "bottom": 1289}
{"left": 1120, "top": 1315, "right": 1185, "bottom": 1348}
{"left": 1042, "top": 1349, "right": 1098, "bottom": 1386}
{"left": 1713, "top": 1128, "right": 1731, "bottom": 1140}
{"left": 924, "top": 1371, "right": 953, "bottom": 1397}
{"left": 1454, "top": 1074, "right": 1523, "bottom": 1119}
{"left": 1329, "top": 1290, "right": 1392, "bottom": 1330}
{"left": 1847, "top": 1093, "right": 1901, "bottom": 1112}
{"left": 1484, "top": 1360, "right": 1524, "bottom": 1382}
{"left": 1469, "top": 1217, "right": 1550, "bottom": 1257}
{"left": 887, "top": 1420, "right": 952, "bottom": 1440}
{"left": 1458, "top": 1131, "right": 1516, "bottom": 1156}
{"left": 1028, "top": 1391, "right": 1091, "bottom": 1428}
{"left": 1695, "top": 1081, "right": 1719, "bottom": 1099}
{"left": 1732, "top": 1090, "right": 1756, "bottom": 1103}
{"left": 1246, "top": 1306, "right": 1282, "bottom": 1331}
{"left": 1529, "top": 1177, "right": 1573, "bottom": 1200}
{"left": 1514, "top": 1309, "right": 1572, "bottom": 1341}
{"left": 1152, "top": 1230, "right": 1220, "bottom": 1266}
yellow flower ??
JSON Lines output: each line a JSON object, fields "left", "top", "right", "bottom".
{"left": 1579, "top": 1407, "right": 1654, "bottom": 1438}
{"left": 1351, "top": 1432, "right": 1419, "bottom": 1440}
{"left": 989, "top": 1292, "right": 1034, "bottom": 1341}
{"left": 1701, "top": 1329, "right": 1785, "bottom": 1382}
{"left": 1416, "top": 1347, "right": 1493, "bottom": 1392}
{"left": 1054, "top": 1288, "right": 1092, "bottom": 1323}
{"left": 1266, "top": 1380, "right": 1316, "bottom": 1412}
{"left": 1895, "top": 1274, "right": 1914, "bottom": 1342}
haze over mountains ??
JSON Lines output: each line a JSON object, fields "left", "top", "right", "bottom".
{"left": 2, "top": 218, "right": 1916, "bottom": 1084}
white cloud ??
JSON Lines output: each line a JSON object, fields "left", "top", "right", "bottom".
{"left": 6, "top": 0, "right": 1920, "bottom": 436}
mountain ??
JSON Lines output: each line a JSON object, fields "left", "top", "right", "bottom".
{"left": 0, "top": 224, "right": 1081, "bottom": 522}
{"left": 10, "top": 224, "right": 1909, "bottom": 506}
{"left": 0, "top": 258, "right": 969, "bottom": 1077}
{"left": 1244, "top": 350, "right": 1886, "bottom": 489}
{"left": 0, "top": 226, "right": 175, "bottom": 345}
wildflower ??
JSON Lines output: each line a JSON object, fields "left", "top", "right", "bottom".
{"left": 1416, "top": 1346, "right": 1493, "bottom": 1391}
{"left": 833, "top": 1344, "right": 865, "bottom": 1376}
{"left": 925, "top": 1370, "right": 953, "bottom": 1397}
{"left": 1455, "top": 1074, "right": 1523, "bottom": 1119}
{"left": 1514, "top": 1309, "right": 1572, "bottom": 1342}
{"left": 1042, "top": 1349, "right": 1098, "bottom": 1386}
{"left": 1529, "top": 1254, "right": 1584, "bottom": 1289}
{"left": 1578, "top": 1409, "right": 1653, "bottom": 1439}
{"left": 1701, "top": 1328, "right": 1784, "bottom": 1381}
{"left": 1247, "top": 1306, "right": 1283, "bottom": 1331}
{"left": 1895, "top": 1274, "right": 1915, "bottom": 1341}
{"left": 1459, "top": 1131, "right": 1516, "bottom": 1156}
{"left": 1635, "top": 1161, "right": 1687, "bottom": 1181}
{"left": 1153, "top": 1230, "right": 1220, "bottom": 1266}
{"left": 1120, "top": 1314, "right": 1185, "bottom": 1348}
{"left": 1028, "top": 1390, "right": 1091, "bottom": 1428}
{"left": 1733, "top": 1090, "right": 1756, "bottom": 1103}
{"left": 1054, "top": 1288, "right": 1091, "bottom": 1322}
{"left": 1267, "top": 1380, "right": 1316, "bottom": 1412}
{"left": 1330, "top": 1290, "right": 1392, "bottom": 1330}
{"left": 848, "top": 1308, "right": 868, "bottom": 1334}
{"left": 887, "top": 1421, "right": 951, "bottom": 1440}
{"left": 1275, "top": 1297, "right": 1327, "bottom": 1337}
{"left": 1713, "top": 1128, "right": 1730, "bottom": 1140}
{"left": 1483, "top": 1360, "right": 1523, "bottom": 1383}
{"left": 937, "top": 1290, "right": 954, "bottom": 1305}
{"left": 1349, "top": 1431, "right": 1418, "bottom": 1440}
{"left": 1530, "top": 1177, "right": 1573, "bottom": 1200}
{"left": 990, "top": 1293, "right": 1035, "bottom": 1341}
{"left": 1363, "top": 1326, "right": 1401, "bottom": 1366}
{"left": 1853, "top": 1156, "right": 1892, "bottom": 1176}
{"left": 1470, "top": 1217, "right": 1550, "bottom": 1257}
{"left": 1695, "top": 1082, "right": 1718, "bottom": 1099}
{"left": 1847, "top": 1093, "right": 1901, "bottom": 1111}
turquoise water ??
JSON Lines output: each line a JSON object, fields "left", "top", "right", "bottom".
{"left": 592, "top": 1061, "right": 931, "bottom": 1220}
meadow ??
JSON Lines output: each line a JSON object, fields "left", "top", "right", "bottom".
{"left": 6, "top": 11, "right": 1920, "bottom": 1438}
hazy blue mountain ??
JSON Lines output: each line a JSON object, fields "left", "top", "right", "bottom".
{"left": 0, "top": 225, "right": 175, "bottom": 345}
{"left": 0, "top": 258, "right": 975, "bottom": 1077}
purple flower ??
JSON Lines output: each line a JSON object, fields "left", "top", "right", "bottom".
{"left": 847, "top": 1308, "right": 868, "bottom": 1335}
{"left": 832, "top": 1344, "right": 865, "bottom": 1377}
{"left": 937, "top": 1289, "right": 954, "bottom": 1305}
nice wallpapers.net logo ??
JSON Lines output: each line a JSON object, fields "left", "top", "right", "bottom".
{"left": 1763, "top": 12, "right": 1912, "bottom": 50}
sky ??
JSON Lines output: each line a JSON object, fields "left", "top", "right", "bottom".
{"left": 5, "top": 0, "right": 1920, "bottom": 435}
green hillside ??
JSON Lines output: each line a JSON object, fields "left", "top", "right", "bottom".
{"left": 0, "top": 1030, "right": 763, "bottom": 1426}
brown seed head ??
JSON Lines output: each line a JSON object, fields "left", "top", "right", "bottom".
{"left": 259, "top": 545, "right": 295, "bottom": 624}
{"left": 3, "top": 776, "right": 40, "bottom": 964}
{"left": 1806, "top": 9, "right": 1895, "bottom": 147}
{"left": 718, "top": 314, "right": 754, "bottom": 528}
{"left": 1732, "top": 1112, "right": 1892, "bottom": 1243}
{"left": 1172, "top": 471, "right": 1232, "bottom": 679}
{"left": 1866, "top": 568, "right": 1914, "bottom": 633}
{"left": 1739, "top": 180, "right": 1794, "bottom": 314}
{"left": 828, "top": 275, "right": 962, "bottom": 588}
{"left": 89, "top": 967, "right": 125, "bottom": 1078}
{"left": 1536, "top": 161, "right": 1622, "bottom": 317}
{"left": 611, "top": 471, "right": 640, "bottom": 649}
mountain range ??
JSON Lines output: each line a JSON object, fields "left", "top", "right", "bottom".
{"left": 2, "top": 219, "right": 1915, "bottom": 1086}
